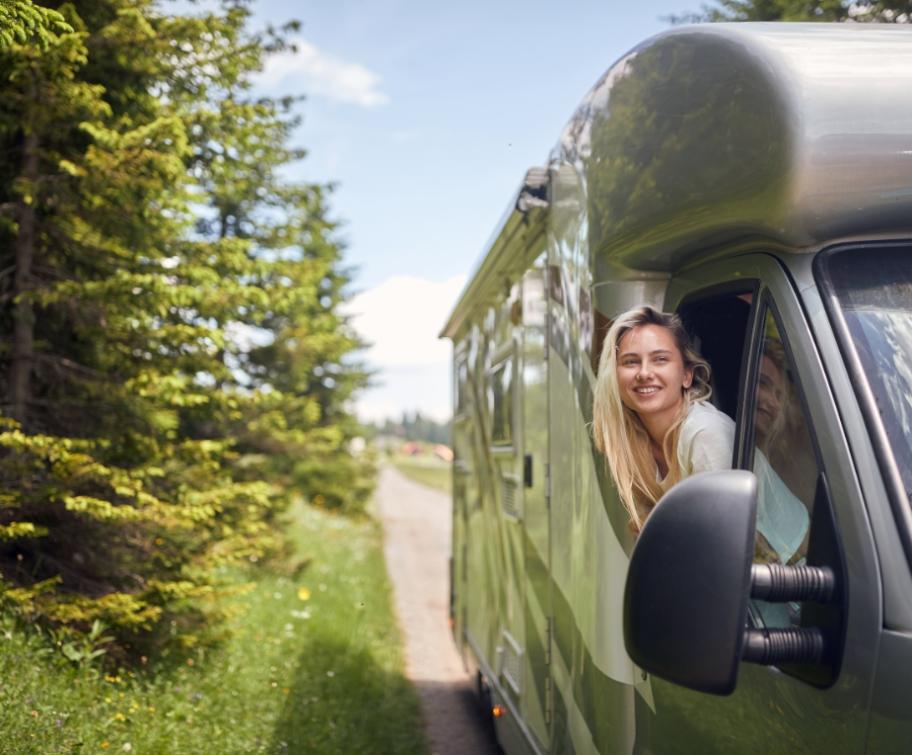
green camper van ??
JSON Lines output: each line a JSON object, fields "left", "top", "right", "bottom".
{"left": 441, "top": 22, "right": 912, "bottom": 755}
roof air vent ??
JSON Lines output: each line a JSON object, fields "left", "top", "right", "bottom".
{"left": 516, "top": 166, "right": 550, "bottom": 213}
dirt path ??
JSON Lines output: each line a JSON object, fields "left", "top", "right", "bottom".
{"left": 374, "top": 465, "right": 501, "bottom": 755}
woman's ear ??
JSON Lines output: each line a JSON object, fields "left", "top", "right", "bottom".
{"left": 683, "top": 367, "right": 694, "bottom": 390}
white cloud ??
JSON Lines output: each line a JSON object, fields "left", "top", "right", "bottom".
{"left": 257, "top": 38, "right": 390, "bottom": 108}
{"left": 346, "top": 274, "right": 467, "bottom": 423}
{"left": 355, "top": 365, "right": 453, "bottom": 425}
{"left": 347, "top": 274, "right": 466, "bottom": 368}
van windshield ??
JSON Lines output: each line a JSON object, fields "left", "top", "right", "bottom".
{"left": 819, "top": 245, "right": 912, "bottom": 498}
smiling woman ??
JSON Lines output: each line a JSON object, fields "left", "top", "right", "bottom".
{"left": 592, "top": 305, "right": 734, "bottom": 531}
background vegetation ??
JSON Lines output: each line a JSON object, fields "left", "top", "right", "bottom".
{"left": 0, "top": 0, "right": 372, "bottom": 660}
{"left": 390, "top": 450, "right": 451, "bottom": 494}
{"left": 0, "top": 499, "right": 426, "bottom": 753}
{"left": 368, "top": 411, "right": 452, "bottom": 446}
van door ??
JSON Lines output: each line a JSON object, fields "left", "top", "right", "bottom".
{"left": 630, "top": 253, "right": 881, "bottom": 755}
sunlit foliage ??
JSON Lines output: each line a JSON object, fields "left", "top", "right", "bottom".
{"left": 0, "top": 0, "right": 371, "bottom": 660}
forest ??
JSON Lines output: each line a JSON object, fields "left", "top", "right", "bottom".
{"left": 0, "top": 0, "right": 373, "bottom": 661}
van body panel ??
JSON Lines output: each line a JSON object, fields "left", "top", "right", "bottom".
{"left": 520, "top": 249, "right": 552, "bottom": 750}
{"left": 545, "top": 185, "right": 642, "bottom": 752}
{"left": 442, "top": 23, "right": 912, "bottom": 755}
{"left": 576, "top": 24, "right": 912, "bottom": 279}
{"left": 866, "top": 629, "right": 912, "bottom": 754}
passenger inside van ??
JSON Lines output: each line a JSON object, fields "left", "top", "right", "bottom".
{"left": 592, "top": 304, "right": 810, "bottom": 573}
{"left": 592, "top": 305, "right": 735, "bottom": 532}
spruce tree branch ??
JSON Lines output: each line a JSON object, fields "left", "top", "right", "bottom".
{"left": 33, "top": 352, "right": 109, "bottom": 381}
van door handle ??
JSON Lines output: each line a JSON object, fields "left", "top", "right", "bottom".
{"left": 524, "top": 454, "right": 533, "bottom": 488}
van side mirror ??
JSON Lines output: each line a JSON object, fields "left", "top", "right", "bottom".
{"left": 623, "top": 470, "right": 758, "bottom": 695}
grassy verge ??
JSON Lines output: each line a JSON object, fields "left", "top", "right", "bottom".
{"left": 0, "top": 502, "right": 427, "bottom": 754}
{"left": 390, "top": 456, "right": 451, "bottom": 494}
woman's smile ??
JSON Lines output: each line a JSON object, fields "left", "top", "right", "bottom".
{"left": 616, "top": 324, "right": 693, "bottom": 436}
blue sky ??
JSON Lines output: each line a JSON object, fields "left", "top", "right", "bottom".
{"left": 245, "top": 0, "right": 699, "bottom": 422}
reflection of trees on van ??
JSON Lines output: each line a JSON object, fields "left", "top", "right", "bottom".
{"left": 825, "top": 247, "right": 912, "bottom": 497}
{"left": 852, "top": 310, "right": 912, "bottom": 478}
{"left": 586, "top": 36, "right": 789, "bottom": 264}
{"left": 673, "top": 0, "right": 911, "bottom": 23}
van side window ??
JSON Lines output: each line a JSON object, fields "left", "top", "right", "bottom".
{"left": 489, "top": 356, "right": 515, "bottom": 447}
{"left": 678, "top": 291, "right": 753, "bottom": 422}
{"left": 748, "top": 305, "right": 817, "bottom": 628}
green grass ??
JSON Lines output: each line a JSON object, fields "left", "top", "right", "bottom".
{"left": 390, "top": 456, "right": 451, "bottom": 494}
{"left": 0, "top": 502, "right": 427, "bottom": 754}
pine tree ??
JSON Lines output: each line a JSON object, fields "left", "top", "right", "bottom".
{"left": 0, "top": 0, "right": 370, "bottom": 658}
{"left": 0, "top": 0, "right": 71, "bottom": 50}
{"left": 180, "top": 57, "right": 374, "bottom": 512}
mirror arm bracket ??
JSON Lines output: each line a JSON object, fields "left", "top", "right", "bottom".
{"left": 742, "top": 627, "right": 825, "bottom": 666}
{"left": 750, "top": 563, "right": 837, "bottom": 604}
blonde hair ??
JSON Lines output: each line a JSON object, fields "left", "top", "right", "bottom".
{"left": 592, "top": 306, "right": 711, "bottom": 531}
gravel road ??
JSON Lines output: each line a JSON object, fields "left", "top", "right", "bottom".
{"left": 374, "top": 465, "right": 502, "bottom": 755}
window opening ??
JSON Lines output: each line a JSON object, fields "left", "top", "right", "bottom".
{"left": 678, "top": 290, "right": 753, "bottom": 422}
{"left": 490, "top": 357, "right": 515, "bottom": 447}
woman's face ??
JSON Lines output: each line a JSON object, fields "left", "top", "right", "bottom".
{"left": 616, "top": 324, "right": 693, "bottom": 426}
{"left": 755, "top": 353, "right": 786, "bottom": 444}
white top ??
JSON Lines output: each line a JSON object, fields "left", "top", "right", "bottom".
{"left": 658, "top": 400, "right": 809, "bottom": 564}
{"left": 676, "top": 400, "right": 735, "bottom": 480}
{"left": 656, "top": 400, "right": 735, "bottom": 493}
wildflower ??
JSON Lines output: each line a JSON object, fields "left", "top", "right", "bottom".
{"left": 297, "top": 587, "right": 311, "bottom": 601}
{"left": 30, "top": 710, "right": 38, "bottom": 717}
{"left": 186, "top": 658, "right": 194, "bottom": 667}
{"left": 114, "top": 712, "right": 126, "bottom": 722}
{"left": 123, "top": 744, "right": 133, "bottom": 752}
{"left": 101, "top": 743, "right": 110, "bottom": 751}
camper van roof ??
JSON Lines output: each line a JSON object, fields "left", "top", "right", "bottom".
{"left": 441, "top": 23, "right": 912, "bottom": 340}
